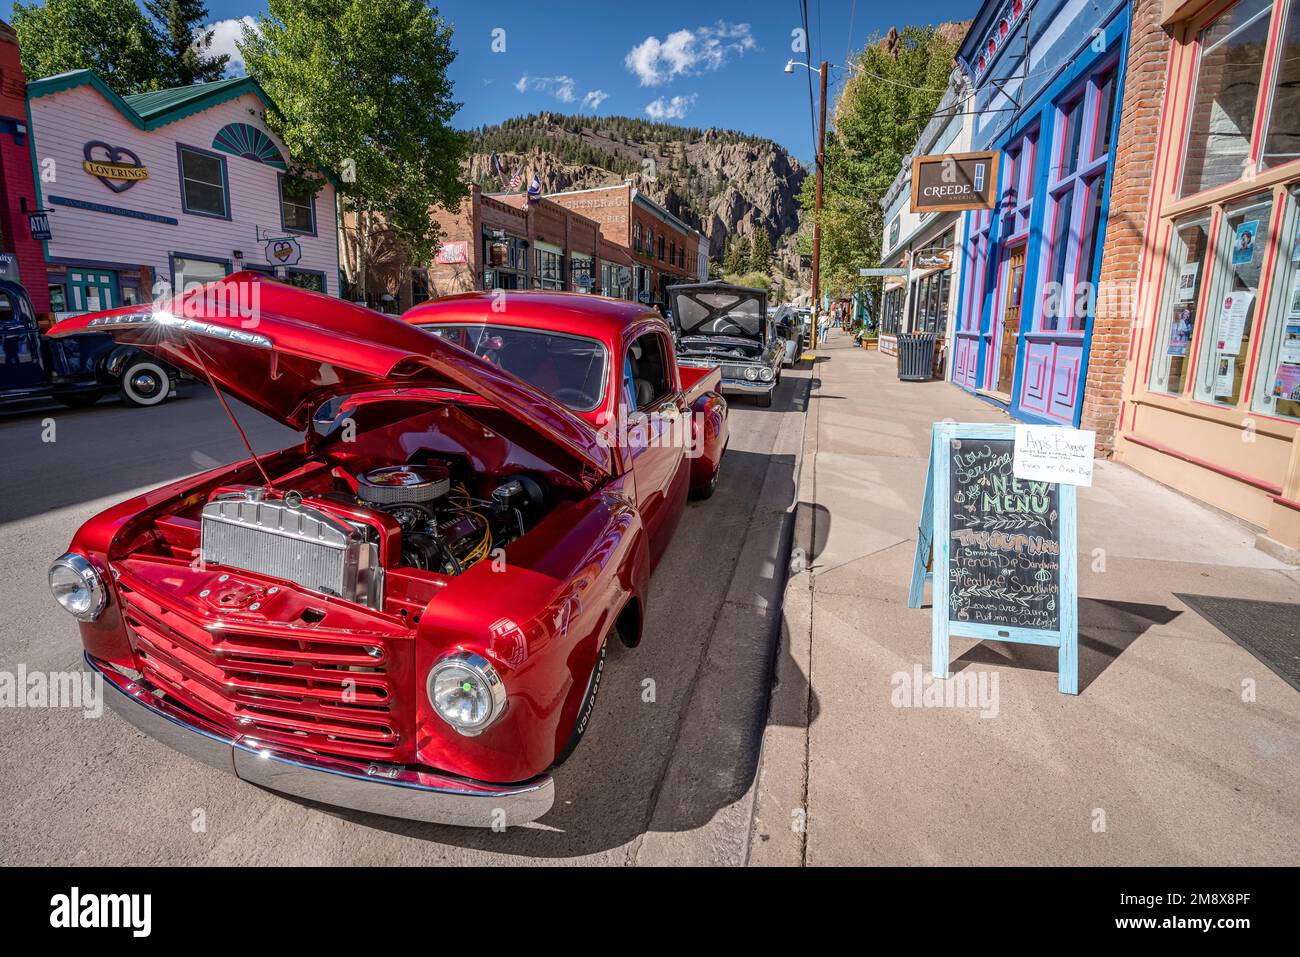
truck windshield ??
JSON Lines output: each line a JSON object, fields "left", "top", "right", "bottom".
{"left": 420, "top": 322, "right": 608, "bottom": 412}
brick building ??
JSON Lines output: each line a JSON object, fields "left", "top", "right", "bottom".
{"left": 1081, "top": 0, "right": 1171, "bottom": 454}
{"left": 398, "top": 180, "right": 706, "bottom": 312}
{"left": 545, "top": 182, "right": 705, "bottom": 308}
{"left": 0, "top": 20, "right": 50, "bottom": 312}
{"left": 1085, "top": 0, "right": 1300, "bottom": 557}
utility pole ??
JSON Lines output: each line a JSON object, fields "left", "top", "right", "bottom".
{"left": 811, "top": 60, "right": 828, "bottom": 350}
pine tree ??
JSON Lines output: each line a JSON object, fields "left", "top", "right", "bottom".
{"left": 751, "top": 229, "right": 772, "bottom": 274}
{"left": 735, "top": 235, "right": 752, "bottom": 274}
{"left": 723, "top": 238, "right": 743, "bottom": 275}
{"left": 145, "top": 0, "right": 228, "bottom": 86}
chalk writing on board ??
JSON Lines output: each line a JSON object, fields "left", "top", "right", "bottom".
{"left": 948, "top": 438, "right": 1061, "bottom": 631}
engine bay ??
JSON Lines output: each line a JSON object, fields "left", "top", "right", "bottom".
{"left": 189, "top": 451, "right": 554, "bottom": 612}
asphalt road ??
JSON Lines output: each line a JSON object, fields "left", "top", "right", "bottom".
{"left": 0, "top": 371, "right": 808, "bottom": 865}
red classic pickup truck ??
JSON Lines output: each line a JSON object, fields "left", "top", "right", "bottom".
{"left": 46, "top": 274, "right": 728, "bottom": 827}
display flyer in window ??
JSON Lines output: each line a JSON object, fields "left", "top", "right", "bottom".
{"left": 1215, "top": 356, "right": 1237, "bottom": 397}
{"left": 1272, "top": 363, "right": 1300, "bottom": 402}
{"left": 1176, "top": 263, "right": 1198, "bottom": 302}
{"left": 1279, "top": 317, "right": 1300, "bottom": 365}
{"left": 1167, "top": 304, "right": 1194, "bottom": 356}
{"left": 1214, "top": 291, "right": 1252, "bottom": 354}
{"left": 1232, "top": 220, "right": 1259, "bottom": 266}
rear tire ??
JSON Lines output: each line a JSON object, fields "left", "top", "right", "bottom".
{"left": 118, "top": 359, "right": 171, "bottom": 407}
{"left": 690, "top": 462, "right": 720, "bottom": 500}
{"left": 553, "top": 640, "right": 607, "bottom": 767}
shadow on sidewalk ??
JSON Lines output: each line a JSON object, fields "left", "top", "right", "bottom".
{"left": 950, "top": 598, "right": 1182, "bottom": 692}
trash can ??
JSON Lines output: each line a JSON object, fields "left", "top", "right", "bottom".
{"left": 897, "top": 333, "right": 937, "bottom": 381}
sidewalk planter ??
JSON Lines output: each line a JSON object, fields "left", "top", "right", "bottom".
{"left": 897, "top": 333, "right": 937, "bottom": 381}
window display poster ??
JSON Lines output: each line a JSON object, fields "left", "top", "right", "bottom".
{"left": 1292, "top": 227, "right": 1300, "bottom": 264}
{"left": 1272, "top": 362, "right": 1300, "bottom": 402}
{"left": 1280, "top": 317, "right": 1300, "bottom": 365}
{"left": 1215, "top": 291, "right": 1253, "bottom": 354}
{"left": 1232, "top": 220, "right": 1259, "bottom": 266}
{"left": 1215, "top": 356, "right": 1237, "bottom": 396}
{"left": 1176, "top": 263, "right": 1199, "bottom": 302}
{"left": 1168, "top": 305, "right": 1195, "bottom": 356}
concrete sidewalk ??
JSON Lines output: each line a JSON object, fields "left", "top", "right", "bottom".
{"left": 749, "top": 331, "right": 1300, "bottom": 866}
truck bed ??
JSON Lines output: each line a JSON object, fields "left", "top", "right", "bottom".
{"left": 678, "top": 363, "right": 723, "bottom": 403}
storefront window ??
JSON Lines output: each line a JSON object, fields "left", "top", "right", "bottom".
{"left": 1251, "top": 186, "right": 1300, "bottom": 419}
{"left": 1196, "top": 192, "right": 1273, "bottom": 406}
{"left": 1001, "top": 127, "right": 1037, "bottom": 241}
{"left": 1180, "top": 0, "right": 1273, "bottom": 196}
{"left": 535, "top": 246, "right": 565, "bottom": 290}
{"left": 1263, "top": 1, "right": 1300, "bottom": 169}
{"left": 570, "top": 254, "right": 594, "bottom": 292}
{"left": 1041, "top": 63, "right": 1117, "bottom": 332}
{"left": 962, "top": 209, "right": 992, "bottom": 334}
{"left": 1150, "top": 215, "right": 1211, "bottom": 396}
{"left": 882, "top": 286, "right": 905, "bottom": 334}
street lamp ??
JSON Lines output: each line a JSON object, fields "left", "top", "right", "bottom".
{"left": 786, "top": 59, "right": 829, "bottom": 350}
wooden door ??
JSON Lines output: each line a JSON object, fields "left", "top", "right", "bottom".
{"left": 996, "top": 248, "right": 1026, "bottom": 395}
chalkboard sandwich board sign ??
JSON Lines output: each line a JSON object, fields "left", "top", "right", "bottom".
{"left": 909, "top": 423, "right": 1080, "bottom": 694}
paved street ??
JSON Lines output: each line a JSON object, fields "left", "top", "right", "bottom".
{"left": 0, "top": 373, "right": 808, "bottom": 865}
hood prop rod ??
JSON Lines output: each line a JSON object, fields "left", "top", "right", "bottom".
{"left": 190, "top": 336, "right": 278, "bottom": 492}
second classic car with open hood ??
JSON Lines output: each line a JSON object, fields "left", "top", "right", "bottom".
{"left": 45, "top": 275, "right": 728, "bottom": 827}
{"left": 669, "top": 281, "right": 786, "bottom": 407}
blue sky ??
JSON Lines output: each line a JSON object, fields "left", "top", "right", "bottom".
{"left": 2, "top": 0, "right": 980, "bottom": 161}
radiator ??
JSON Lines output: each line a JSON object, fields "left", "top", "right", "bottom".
{"left": 200, "top": 491, "right": 382, "bottom": 608}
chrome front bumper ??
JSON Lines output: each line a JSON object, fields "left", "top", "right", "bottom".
{"left": 87, "top": 653, "right": 554, "bottom": 828}
{"left": 720, "top": 378, "right": 776, "bottom": 395}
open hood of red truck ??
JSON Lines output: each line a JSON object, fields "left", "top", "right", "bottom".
{"left": 49, "top": 273, "right": 611, "bottom": 487}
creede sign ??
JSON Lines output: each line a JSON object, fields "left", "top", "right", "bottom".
{"left": 910, "top": 151, "right": 998, "bottom": 213}
{"left": 909, "top": 423, "right": 1080, "bottom": 695}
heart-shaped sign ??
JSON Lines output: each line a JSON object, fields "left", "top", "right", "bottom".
{"left": 272, "top": 241, "right": 294, "bottom": 262}
{"left": 82, "top": 141, "right": 147, "bottom": 193}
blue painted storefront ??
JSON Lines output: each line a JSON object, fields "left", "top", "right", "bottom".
{"left": 951, "top": 0, "right": 1131, "bottom": 426}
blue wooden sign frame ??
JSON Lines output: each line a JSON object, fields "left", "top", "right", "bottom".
{"left": 909, "top": 422, "right": 1079, "bottom": 694}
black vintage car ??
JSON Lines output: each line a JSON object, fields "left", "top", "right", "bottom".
{"left": 0, "top": 278, "right": 176, "bottom": 409}
{"left": 668, "top": 281, "right": 786, "bottom": 407}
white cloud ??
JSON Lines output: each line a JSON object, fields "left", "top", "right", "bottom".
{"left": 515, "top": 74, "right": 577, "bottom": 103}
{"left": 625, "top": 21, "right": 755, "bottom": 86}
{"left": 645, "top": 94, "right": 696, "bottom": 121}
{"left": 516, "top": 75, "right": 606, "bottom": 110}
{"left": 200, "top": 17, "right": 257, "bottom": 76}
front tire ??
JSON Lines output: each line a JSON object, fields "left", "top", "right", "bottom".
{"left": 755, "top": 389, "right": 773, "bottom": 408}
{"left": 691, "top": 461, "right": 720, "bottom": 500}
{"left": 118, "top": 359, "right": 171, "bottom": 407}
{"left": 553, "top": 641, "right": 606, "bottom": 767}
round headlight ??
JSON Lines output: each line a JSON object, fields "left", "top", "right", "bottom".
{"left": 49, "top": 552, "right": 106, "bottom": 621}
{"left": 427, "top": 652, "right": 507, "bottom": 736}
{"left": 759, "top": 366, "right": 774, "bottom": 382}
{"left": 744, "top": 367, "right": 759, "bottom": 381}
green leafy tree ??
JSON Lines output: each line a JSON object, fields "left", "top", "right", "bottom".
{"left": 750, "top": 229, "right": 772, "bottom": 274}
{"left": 12, "top": 0, "right": 165, "bottom": 95}
{"left": 800, "top": 24, "right": 958, "bottom": 297}
{"left": 145, "top": 0, "right": 229, "bottom": 86}
{"left": 241, "top": 0, "right": 469, "bottom": 302}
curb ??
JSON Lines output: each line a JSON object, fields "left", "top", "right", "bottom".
{"left": 746, "top": 351, "right": 823, "bottom": 866}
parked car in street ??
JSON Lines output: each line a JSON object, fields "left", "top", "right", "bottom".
{"left": 772, "top": 305, "right": 802, "bottom": 367}
{"left": 668, "top": 280, "right": 786, "bottom": 407}
{"left": 46, "top": 275, "right": 728, "bottom": 828}
{"left": 0, "top": 278, "right": 176, "bottom": 409}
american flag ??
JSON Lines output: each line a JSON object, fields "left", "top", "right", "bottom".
{"left": 508, "top": 164, "right": 524, "bottom": 190}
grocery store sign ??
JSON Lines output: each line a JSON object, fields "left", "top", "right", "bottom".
{"left": 911, "top": 151, "right": 999, "bottom": 213}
